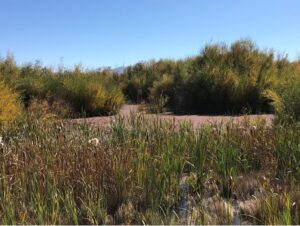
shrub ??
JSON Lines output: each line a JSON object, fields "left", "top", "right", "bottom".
{"left": 27, "top": 98, "right": 73, "bottom": 120}
{"left": 0, "top": 81, "right": 22, "bottom": 126}
{"left": 122, "top": 39, "right": 282, "bottom": 115}
{"left": 147, "top": 74, "right": 174, "bottom": 113}
{"left": 16, "top": 67, "right": 124, "bottom": 117}
{"left": 278, "top": 76, "right": 300, "bottom": 122}
{"left": 0, "top": 55, "right": 19, "bottom": 86}
{"left": 104, "top": 86, "right": 125, "bottom": 114}
{"left": 62, "top": 74, "right": 124, "bottom": 116}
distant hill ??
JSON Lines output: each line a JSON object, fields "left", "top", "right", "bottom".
{"left": 95, "top": 66, "right": 126, "bottom": 74}
{"left": 113, "top": 66, "right": 126, "bottom": 74}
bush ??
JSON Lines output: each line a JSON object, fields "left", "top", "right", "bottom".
{"left": 104, "top": 86, "right": 125, "bottom": 114}
{"left": 0, "top": 81, "right": 22, "bottom": 126}
{"left": 15, "top": 66, "right": 124, "bottom": 117}
{"left": 62, "top": 74, "right": 124, "bottom": 116}
{"left": 278, "top": 76, "right": 300, "bottom": 122}
{"left": 27, "top": 98, "right": 73, "bottom": 120}
{"left": 147, "top": 74, "right": 174, "bottom": 113}
{"left": 122, "top": 39, "right": 282, "bottom": 115}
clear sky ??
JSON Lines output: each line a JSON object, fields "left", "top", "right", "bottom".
{"left": 0, "top": 0, "right": 299, "bottom": 69}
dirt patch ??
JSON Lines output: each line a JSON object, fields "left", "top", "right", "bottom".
{"left": 73, "top": 104, "right": 274, "bottom": 128}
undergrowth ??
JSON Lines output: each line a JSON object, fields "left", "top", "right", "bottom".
{"left": 0, "top": 114, "right": 299, "bottom": 224}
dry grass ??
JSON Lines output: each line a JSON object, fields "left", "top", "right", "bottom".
{"left": 0, "top": 112, "right": 299, "bottom": 224}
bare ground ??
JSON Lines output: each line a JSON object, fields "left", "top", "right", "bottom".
{"left": 73, "top": 104, "right": 274, "bottom": 128}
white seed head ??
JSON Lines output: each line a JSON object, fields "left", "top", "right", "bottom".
{"left": 88, "top": 138, "right": 100, "bottom": 146}
{"left": 0, "top": 137, "right": 4, "bottom": 147}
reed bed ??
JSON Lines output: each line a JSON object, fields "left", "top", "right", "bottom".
{"left": 0, "top": 114, "right": 299, "bottom": 224}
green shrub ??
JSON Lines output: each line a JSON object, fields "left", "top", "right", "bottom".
{"left": 147, "top": 74, "right": 173, "bottom": 113}
{"left": 278, "top": 76, "right": 300, "bottom": 122}
{"left": 122, "top": 39, "right": 283, "bottom": 115}
{"left": 62, "top": 74, "right": 124, "bottom": 116}
{"left": 15, "top": 66, "right": 124, "bottom": 117}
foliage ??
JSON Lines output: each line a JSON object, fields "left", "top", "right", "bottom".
{"left": 2, "top": 39, "right": 300, "bottom": 117}
{"left": 278, "top": 75, "right": 300, "bottom": 122}
{"left": 0, "top": 58, "right": 124, "bottom": 117}
{"left": 1, "top": 38, "right": 300, "bottom": 224}
{"left": 121, "top": 39, "right": 288, "bottom": 115}
{"left": 62, "top": 73, "right": 124, "bottom": 116}
{"left": 0, "top": 81, "right": 22, "bottom": 127}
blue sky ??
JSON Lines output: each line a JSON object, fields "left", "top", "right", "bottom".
{"left": 0, "top": 0, "right": 299, "bottom": 69}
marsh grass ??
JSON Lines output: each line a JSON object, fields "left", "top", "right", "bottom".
{"left": 0, "top": 113, "right": 300, "bottom": 224}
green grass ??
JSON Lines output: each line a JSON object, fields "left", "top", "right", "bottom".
{"left": 0, "top": 113, "right": 300, "bottom": 224}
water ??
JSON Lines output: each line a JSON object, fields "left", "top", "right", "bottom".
{"left": 233, "top": 200, "right": 240, "bottom": 225}
{"left": 179, "top": 176, "right": 188, "bottom": 224}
